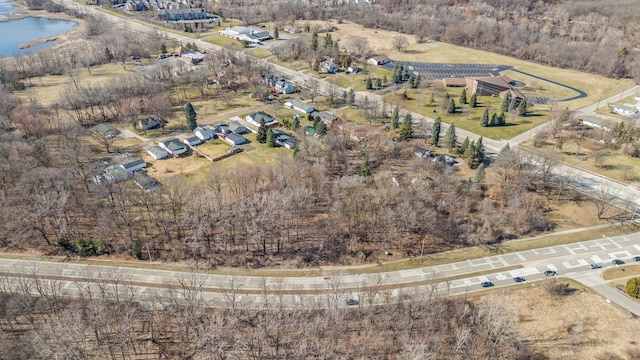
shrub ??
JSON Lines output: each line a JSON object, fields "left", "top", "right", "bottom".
{"left": 626, "top": 278, "right": 640, "bottom": 298}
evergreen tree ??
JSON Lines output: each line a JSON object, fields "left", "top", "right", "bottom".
{"left": 365, "top": 77, "right": 373, "bottom": 90}
{"left": 184, "top": 102, "right": 197, "bottom": 131}
{"left": 472, "top": 163, "right": 486, "bottom": 188}
{"left": 359, "top": 160, "right": 372, "bottom": 177}
{"left": 473, "top": 136, "right": 485, "bottom": 168}
{"left": 273, "top": 26, "right": 279, "bottom": 39}
{"left": 391, "top": 106, "right": 400, "bottom": 129}
{"left": 497, "top": 112, "right": 506, "bottom": 126}
{"left": 323, "top": 33, "right": 333, "bottom": 48}
{"left": 266, "top": 128, "right": 276, "bottom": 147}
{"left": 398, "top": 113, "right": 414, "bottom": 141}
{"left": 432, "top": 117, "right": 441, "bottom": 146}
{"left": 517, "top": 99, "right": 528, "bottom": 116}
{"left": 500, "top": 92, "right": 511, "bottom": 113}
{"left": 489, "top": 113, "right": 497, "bottom": 126}
{"left": 375, "top": 78, "right": 382, "bottom": 89}
{"left": 509, "top": 97, "right": 518, "bottom": 112}
{"left": 446, "top": 98, "right": 456, "bottom": 114}
{"left": 469, "top": 93, "right": 477, "bottom": 108}
{"left": 480, "top": 108, "right": 489, "bottom": 127}
{"left": 346, "top": 88, "right": 355, "bottom": 106}
{"left": 292, "top": 116, "right": 300, "bottom": 129}
{"left": 459, "top": 137, "right": 470, "bottom": 155}
{"left": 257, "top": 119, "right": 267, "bottom": 143}
{"left": 412, "top": 73, "right": 421, "bottom": 88}
{"left": 315, "top": 120, "right": 328, "bottom": 135}
{"left": 444, "top": 123, "right": 457, "bottom": 150}
{"left": 160, "top": 43, "right": 167, "bottom": 55}
{"left": 310, "top": 32, "right": 318, "bottom": 51}
{"left": 382, "top": 75, "right": 388, "bottom": 85}
{"left": 459, "top": 88, "right": 467, "bottom": 105}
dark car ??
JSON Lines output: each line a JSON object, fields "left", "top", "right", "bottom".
{"left": 480, "top": 281, "right": 494, "bottom": 288}
{"left": 345, "top": 299, "right": 359, "bottom": 306}
{"left": 544, "top": 270, "right": 558, "bottom": 277}
{"left": 513, "top": 277, "right": 526, "bottom": 283}
{"left": 634, "top": 256, "right": 640, "bottom": 262}
{"left": 589, "top": 263, "right": 602, "bottom": 269}
{"left": 612, "top": 259, "right": 625, "bottom": 265}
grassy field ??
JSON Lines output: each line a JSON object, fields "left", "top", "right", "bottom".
{"left": 245, "top": 47, "right": 272, "bottom": 58}
{"left": 269, "top": 58, "right": 310, "bottom": 72}
{"left": 603, "top": 265, "right": 640, "bottom": 281}
{"left": 322, "top": 21, "right": 634, "bottom": 111}
{"left": 380, "top": 87, "right": 550, "bottom": 140}
{"left": 325, "top": 67, "right": 392, "bottom": 91}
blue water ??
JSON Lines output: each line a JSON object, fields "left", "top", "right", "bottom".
{"left": 0, "top": 0, "right": 16, "bottom": 19}
{"left": 0, "top": 17, "right": 77, "bottom": 57}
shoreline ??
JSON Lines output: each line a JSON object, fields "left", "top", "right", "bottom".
{"left": 1, "top": 0, "right": 86, "bottom": 52}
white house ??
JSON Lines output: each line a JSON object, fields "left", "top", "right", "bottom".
{"left": 582, "top": 117, "right": 614, "bottom": 131}
{"left": 159, "top": 138, "right": 187, "bottom": 156}
{"left": 367, "top": 55, "right": 390, "bottom": 66}
{"left": 145, "top": 145, "right": 169, "bottom": 160}
{"left": 223, "top": 133, "right": 248, "bottom": 145}
{"left": 246, "top": 111, "right": 277, "bottom": 127}
{"left": 275, "top": 79, "right": 296, "bottom": 94}
{"left": 139, "top": 116, "right": 161, "bottom": 130}
{"left": 285, "top": 99, "right": 315, "bottom": 114}
{"left": 194, "top": 126, "right": 214, "bottom": 141}
{"left": 183, "top": 136, "right": 203, "bottom": 146}
{"left": 321, "top": 60, "right": 338, "bottom": 73}
{"left": 120, "top": 158, "right": 147, "bottom": 173}
{"left": 613, "top": 104, "right": 638, "bottom": 117}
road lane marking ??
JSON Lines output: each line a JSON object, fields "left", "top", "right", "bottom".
{"left": 591, "top": 255, "right": 602, "bottom": 263}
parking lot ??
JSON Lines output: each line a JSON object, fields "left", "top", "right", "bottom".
{"left": 381, "top": 61, "right": 513, "bottom": 80}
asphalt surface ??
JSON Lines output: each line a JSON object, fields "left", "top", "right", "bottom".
{"left": 380, "top": 61, "right": 512, "bottom": 79}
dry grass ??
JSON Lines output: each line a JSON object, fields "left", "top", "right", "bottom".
{"left": 322, "top": 21, "right": 633, "bottom": 110}
{"left": 504, "top": 284, "right": 640, "bottom": 359}
{"left": 603, "top": 265, "right": 640, "bottom": 281}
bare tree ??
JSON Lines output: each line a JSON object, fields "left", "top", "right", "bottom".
{"left": 391, "top": 35, "right": 410, "bottom": 52}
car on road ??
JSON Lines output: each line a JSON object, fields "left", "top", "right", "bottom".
{"left": 634, "top": 256, "right": 640, "bottom": 262}
{"left": 612, "top": 259, "right": 625, "bottom": 265}
{"left": 480, "top": 281, "right": 494, "bottom": 288}
{"left": 544, "top": 270, "right": 558, "bottom": 277}
{"left": 345, "top": 299, "right": 359, "bottom": 306}
{"left": 513, "top": 277, "right": 526, "bottom": 283}
{"left": 589, "top": 263, "right": 602, "bottom": 269}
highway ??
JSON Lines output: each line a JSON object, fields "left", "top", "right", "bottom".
{"left": 27, "top": 1, "right": 640, "bottom": 315}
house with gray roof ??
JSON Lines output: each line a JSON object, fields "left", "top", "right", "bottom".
{"left": 194, "top": 126, "right": 214, "bottom": 141}
{"left": 146, "top": 145, "right": 169, "bottom": 160}
{"left": 120, "top": 158, "right": 147, "bottom": 173}
{"left": 159, "top": 138, "right": 187, "bottom": 156}
{"left": 284, "top": 99, "right": 315, "bottom": 114}
{"left": 246, "top": 111, "right": 277, "bottom": 127}
{"left": 224, "top": 133, "right": 248, "bottom": 146}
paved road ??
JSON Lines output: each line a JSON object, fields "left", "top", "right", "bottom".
{"left": 2, "top": 231, "right": 640, "bottom": 312}
{"left": 38, "top": 1, "right": 640, "bottom": 314}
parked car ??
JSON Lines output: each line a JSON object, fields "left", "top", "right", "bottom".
{"left": 544, "top": 270, "right": 558, "bottom": 277}
{"left": 589, "top": 263, "right": 602, "bottom": 269}
{"left": 480, "top": 281, "right": 494, "bottom": 288}
{"left": 633, "top": 256, "right": 640, "bottom": 261}
{"left": 345, "top": 299, "right": 359, "bottom": 306}
{"left": 612, "top": 259, "right": 625, "bottom": 265}
{"left": 513, "top": 277, "right": 526, "bottom": 283}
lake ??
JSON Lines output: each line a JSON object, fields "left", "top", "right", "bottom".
{"left": 0, "top": 16, "right": 78, "bottom": 57}
{"left": 0, "top": 0, "right": 16, "bottom": 19}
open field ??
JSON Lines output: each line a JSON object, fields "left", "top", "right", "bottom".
{"left": 325, "top": 67, "right": 392, "bottom": 91}
{"left": 320, "top": 21, "right": 633, "bottom": 110}
{"left": 503, "top": 282, "right": 640, "bottom": 359}
{"left": 603, "top": 265, "right": 640, "bottom": 281}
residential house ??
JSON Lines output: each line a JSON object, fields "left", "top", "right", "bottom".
{"left": 367, "top": 55, "right": 390, "bottom": 66}
{"left": 613, "top": 104, "right": 638, "bottom": 117}
{"left": 275, "top": 79, "right": 296, "bottom": 94}
{"left": 246, "top": 111, "right": 277, "bottom": 127}
{"left": 104, "top": 165, "right": 129, "bottom": 182}
{"left": 125, "top": 0, "right": 148, "bottom": 11}
{"left": 180, "top": 52, "right": 205, "bottom": 64}
{"left": 134, "top": 172, "right": 161, "bottom": 192}
{"left": 582, "top": 117, "right": 615, "bottom": 131}
{"left": 311, "top": 111, "right": 337, "bottom": 126}
{"left": 338, "top": 122, "right": 365, "bottom": 141}
{"left": 433, "top": 155, "right": 458, "bottom": 166}
{"left": 272, "top": 129, "right": 296, "bottom": 149}
{"left": 224, "top": 133, "right": 248, "bottom": 145}
{"left": 284, "top": 99, "right": 315, "bottom": 114}
{"left": 157, "top": 8, "right": 207, "bottom": 21}
{"left": 183, "top": 136, "right": 203, "bottom": 146}
{"left": 321, "top": 60, "right": 338, "bottom": 73}
{"left": 414, "top": 147, "right": 434, "bottom": 158}
{"left": 139, "top": 115, "right": 162, "bottom": 130}
{"left": 159, "top": 138, "right": 187, "bottom": 157}
{"left": 194, "top": 126, "right": 214, "bottom": 141}
{"left": 120, "top": 158, "right": 147, "bottom": 173}
{"left": 145, "top": 145, "right": 169, "bottom": 160}
{"left": 229, "top": 120, "right": 249, "bottom": 134}
{"left": 94, "top": 124, "right": 119, "bottom": 139}
{"left": 347, "top": 65, "right": 361, "bottom": 73}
